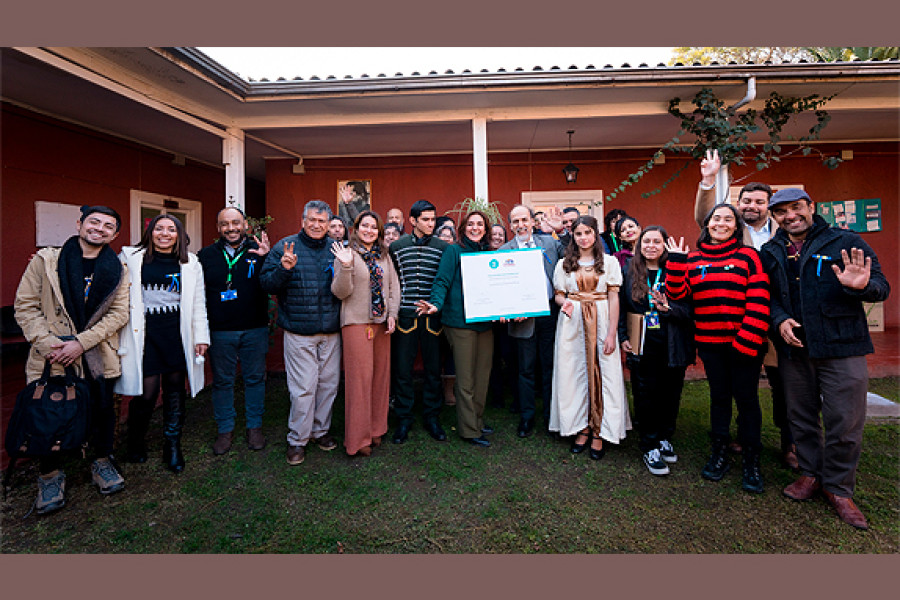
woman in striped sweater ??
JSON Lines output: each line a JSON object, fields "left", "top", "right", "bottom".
{"left": 665, "top": 203, "right": 770, "bottom": 494}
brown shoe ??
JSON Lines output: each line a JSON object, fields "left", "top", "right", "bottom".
{"left": 782, "top": 445, "right": 800, "bottom": 471}
{"left": 371, "top": 436, "right": 382, "bottom": 448}
{"left": 212, "top": 432, "right": 233, "bottom": 456}
{"left": 286, "top": 445, "right": 305, "bottom": 466}
{"left": 823, "top": 490, "right": 869, "bottom": 530}
{"left": 783, "top": 475, "right": 821, "bottom": 500}
{"left": 313, "top": 433, "right": 337, "bottom": 451}
{"left": 247, "top": 427, "right": 267, "bottom": 451}
{"left": 350, "top": 446, "right": 372, "bottom": 458}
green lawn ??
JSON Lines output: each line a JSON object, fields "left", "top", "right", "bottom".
{"left": 2, "top": 377, "right": 897, "bottom": 553}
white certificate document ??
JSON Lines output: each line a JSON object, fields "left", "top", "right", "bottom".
{"left": 460, "top": 248, "right": 550, "bottom": 322}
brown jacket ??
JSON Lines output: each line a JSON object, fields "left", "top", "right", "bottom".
{"left": 14, "top": 247, "right": 130, "bottom": 383}
{"left": 331, "top": 251, "right": 400, "bottom": 327}
{"left": 694, "top": 183, "right": 779, "bottom": 366}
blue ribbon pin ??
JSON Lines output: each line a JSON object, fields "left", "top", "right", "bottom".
{"left": 166, "top": 273, "right": 181, "bottom": 292}
{"left": 812, "top": 254, "right": 831, "bottom": 277}
{"left": 699, "top": 264, "right": 711, "bottom": 280}
{"left": 247, "top": 258, "right": 256, "bottom": 278}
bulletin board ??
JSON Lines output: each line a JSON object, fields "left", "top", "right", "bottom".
{"left": 817, "top": 199, "right": 882, "bottom": 233}
{"left": 35, "top": 201, "right": 83, "bottom": 247}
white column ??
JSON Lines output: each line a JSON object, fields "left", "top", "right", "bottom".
{"left": 223, "top": 127, "right": 246, "bottom": 210}
{"left": 472, "top": 117, "right": 488, "bottom": 202}
{"left": 715, "top": 162, "right": 730, "bottom": 205}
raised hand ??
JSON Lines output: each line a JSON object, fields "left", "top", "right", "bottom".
{"left": 665, "top": 236, "right": 689, "bottom": 255}
{"left": 280, "top": 241, "right": 297, "bottom": 270}
{"left": 543, "top": 206, "right": 563, "bottom": 233}
{"left": 249, "top": 231, "right": 270, "bottom": 255}
{"left": 700, "top": 149, "right": 721, "bottom": 183}
{"left": 331, "top": 240, "right": 353, "bottom": 267}
{"left": 650, "top": 289, "right": 670, "bottom": 311}
{"left": 832, "top": 248, "right": 871, "bottom": 290}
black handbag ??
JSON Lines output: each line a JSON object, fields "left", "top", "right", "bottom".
{"left": 4, "top": 360, "right": 91, "bottom": 459}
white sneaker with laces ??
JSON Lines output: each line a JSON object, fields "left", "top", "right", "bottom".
{"left": 643, "top": 449, "right": 670, "bottom": 476}
{"left": 659, "top": 439, "right": 678, "bottom": 463}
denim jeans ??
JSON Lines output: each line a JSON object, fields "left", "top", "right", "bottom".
{"left": 208, "top": 327, "right": 269, "bottom": 433}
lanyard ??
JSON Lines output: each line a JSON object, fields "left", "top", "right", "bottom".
{"left": 647, "top": 268, "right": 662, "bottom": 309}
{"left": 222, "top": 247, "right": 247, "bottom": 288}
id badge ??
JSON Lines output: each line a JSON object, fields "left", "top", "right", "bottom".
{"left": 645, "top": 310, "right": 660, "bottom": 330}
{"left": 221, "top": 289, "right": 238, "bottom": 301}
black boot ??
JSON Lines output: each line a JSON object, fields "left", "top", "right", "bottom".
{"left": 741, "top": 447, "right": 764, "bottom": 494}
{"left": 162, "top": 390, "right": 186, "bottom": 473}
{"left": 125, "top": 396, "right": 153, "bottom": 463}
{"left": 701, "top": 437, "right": 730, "bottom": 482}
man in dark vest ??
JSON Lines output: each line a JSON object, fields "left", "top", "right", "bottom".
{"left": 14, "top": 205, "right": 130, "bottom": 514}
{"left": 198, "top": 207, "right": 271, "bottom": 456}
{"left": 261, "top": 200, "right": 342, "bottom": 466}
{"left": 760, "top": 188, "right": 890, "bottom": 530}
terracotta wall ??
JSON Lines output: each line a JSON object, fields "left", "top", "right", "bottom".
{"left": 266, "top": 142, "right": 898, "bottom": 327}
{"left": 1, "top": 104, "right": 265, "bottom": 307}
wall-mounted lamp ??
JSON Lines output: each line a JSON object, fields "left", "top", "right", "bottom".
{"left": 292, "top": 157, "right": 306, "bottom": 174}
{"left": 562, "top": 130, "right": 579, "bottom": 184}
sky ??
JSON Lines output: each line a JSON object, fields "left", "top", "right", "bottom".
{"left": 198, "top": 47, "right": 675, "bottom": 81}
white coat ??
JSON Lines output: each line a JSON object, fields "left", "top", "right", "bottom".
{"left": 114, "top": 247, "right": 211, "bottom": 398}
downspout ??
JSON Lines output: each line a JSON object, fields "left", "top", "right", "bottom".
{"left": 716, "top": 77, "right": 757, "bottom": 204}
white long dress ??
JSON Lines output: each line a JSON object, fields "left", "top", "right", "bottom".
{"left": 549, "top": 255, "right": 630, "bottom": 443}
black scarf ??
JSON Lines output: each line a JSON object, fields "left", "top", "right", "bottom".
{"left": 58, "top": 236, "right": 122, "bottom": 333}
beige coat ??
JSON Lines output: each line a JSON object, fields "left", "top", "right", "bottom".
{"left": 694, "top": 184, "right": 779, "bottom": 366}
{"left": 331, "top": 251, "right": 400, "bottom": 327}
{"left": 14, "top": 247, "right": 130, "bottom": 383}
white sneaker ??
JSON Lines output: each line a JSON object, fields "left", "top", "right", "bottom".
{"left": 659, "top": 440, "right": 678, "bottom": 463}
{"left": 643, "top": 449, "right": 670, "bottom": 476}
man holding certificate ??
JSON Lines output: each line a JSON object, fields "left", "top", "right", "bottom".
{"left": 499, "top": 205, "right": 565, "bottom": 438}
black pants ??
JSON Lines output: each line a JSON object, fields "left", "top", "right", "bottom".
{"left": 39, "top": 371, "right": 116, "bottom": 475}
{"left": 765, "top": 364, "right": 793, "bottom": 449}
{"left": 516, "top": 311, "right": 557, "bottom": 424}
{"left": 392, "top": 315, "right": 443, "bottom": 425}
{"left": 698, "top": 345, "right": 763, "bottom": 451}
{"left": 631, "top": 340, "right": 687, "bottom": 453}
{"left": 489, "top": 322, "right": 518, "bottom": 408}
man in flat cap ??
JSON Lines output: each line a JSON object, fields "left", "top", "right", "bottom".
{"left": 759, "top": 188, "right": 889, "bottom": 530}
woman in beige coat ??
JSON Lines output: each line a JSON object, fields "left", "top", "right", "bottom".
{"left": 331, "top": 211, "right": 400, "bottom": 457}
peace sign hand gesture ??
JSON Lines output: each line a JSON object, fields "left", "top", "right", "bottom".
{"left": 832, "top": 248, "right": 871, "bottom": 290}
{"left": 331, "top": 240, "right": 353, "bottom": 267}
{"left": 249, "top": 231, "right": 270, "bottom": 255}
{"left": 700, "top": 149, "right": 721, "bottom": 183}
{"left": 665, "top": 236, "right": 689, "bottom": 255}
{"left": 280, "top": 241, "right": 297, "bottom": 270}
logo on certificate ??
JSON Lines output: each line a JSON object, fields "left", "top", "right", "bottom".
{"left": 503, "top": 258, "right": 516, "bottom": 267}
{"left": 489, "top": 259, "right": 499, "bottom": 269}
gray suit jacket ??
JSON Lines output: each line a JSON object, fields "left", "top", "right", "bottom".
{"left": 498, "top": 234, "right": 565, "bottom": 338}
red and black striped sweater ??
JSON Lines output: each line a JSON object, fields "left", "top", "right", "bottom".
{"left": 665, "top": 238, "right": 770, "bottom": 357}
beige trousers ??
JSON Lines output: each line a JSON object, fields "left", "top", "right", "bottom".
{"left": 283, "top": 331, "right": 341, "bottom": 447}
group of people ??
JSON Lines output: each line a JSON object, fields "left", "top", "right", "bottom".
{"left": 13, "top": 153, "right": 889, "bottom": 531}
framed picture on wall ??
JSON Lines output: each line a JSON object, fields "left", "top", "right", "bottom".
{"left": 337, "top": 179, "right": 371, "bottom": 225}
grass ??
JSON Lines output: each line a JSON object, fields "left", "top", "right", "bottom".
{"left": 2, "top": 376, "right": 897, "bottom": 554}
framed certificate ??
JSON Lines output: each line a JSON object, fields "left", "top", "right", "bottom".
{"left": 460, "top": 248, "right": 551, "bottom": 323}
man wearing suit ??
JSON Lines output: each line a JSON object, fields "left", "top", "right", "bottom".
{"left": 694, "top": 149, "right": 797, "bottom": 470}
{"left": 500, "top": 204, "right": 565, "bottom": 437}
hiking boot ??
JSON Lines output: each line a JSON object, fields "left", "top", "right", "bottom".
{"left": 701, "top": 440, "right": 730, "bottom": 482}
{"left": 247, "top": 427, "right": 267, "bottom": 451}
{"left": 643, "top": 448, "right": 670, "bottom": 476}
{"left": 286, "top": 445, "right": 305, "bottom": 465}
{"left": 741, "top": 449, "right": 764, "bottom": 494}
{"left": 91, "top": 457, "right": 125, "bottom": 495}
{"left": 658, "top": 439, "right": 678, "bottom": 464}
{"left": 313, "top": 433, "right": 337, "bottom": 451}
{"left": 35, "top": 471, "right": 66, "bottom": 515}
{"left": 212, "top": 432, "right": 233, "bottom": 456}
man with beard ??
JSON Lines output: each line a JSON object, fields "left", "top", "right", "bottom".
{"left": 760, "top": 189, "right": 889, "bottom": 529}
{"left": 14, "top": 206, "right": 130, "bottom": 514}
{"left": 500, "top": 204, "right": 565, "bottom": 438}
{"left": 198, "top": 207, "right": 271, "bottom": 455}
{"left": 694, "top": 149, "right": 797, "bottom": 470}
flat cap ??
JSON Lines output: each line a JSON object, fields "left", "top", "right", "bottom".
{"left": 769, "top": 188, "right": 811, "bottom": 209}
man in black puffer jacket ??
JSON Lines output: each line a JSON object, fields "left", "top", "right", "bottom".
{"left": 261, "top": 200, "right": 342, "bottom": 466}
{"left": 760, "top": 188, "right": 890, "bottom": 530}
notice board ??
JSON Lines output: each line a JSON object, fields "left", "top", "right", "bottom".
{"left": 817, "top": 198, "right": 882, "bottom": 233}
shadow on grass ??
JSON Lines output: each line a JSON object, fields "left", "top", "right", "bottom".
{"left": 2, "top": 377, "right": 897, "bottom": 553}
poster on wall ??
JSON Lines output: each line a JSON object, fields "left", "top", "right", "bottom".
{"left": 337, "top": 180, "right": 371, "bottom": 225}
{"left": 817, "top": 199, "right": 881, "bottom": 233}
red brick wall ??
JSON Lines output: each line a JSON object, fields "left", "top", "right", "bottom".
{"left": 266, "top": 142, "right": 898, "bottom": 327}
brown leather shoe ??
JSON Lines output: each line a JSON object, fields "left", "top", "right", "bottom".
{"left": 313, "top": 433, "right": 338, "bottom": 451}
{"left": 247, "top": 427, "right": 267, "bottom": 451}
{"left": 350, "top": 446, "right": 372, "bottom": 458}
{"left": 782, "top": 445, "right": 800, "bottom": 471}
{"left": 286, "top": 445, "right": 305, "bottom": 466}
{"left": 371, "top": 436, "right": 382, "bottom": 448}
{"left": 823, "top": 490, "right": 869, "bottom": 530}
{"left": 783, "top": 475, "right": 821, "bottom": 500}
{"left": 212, "top": 432, "right": 233, "bottom": 456}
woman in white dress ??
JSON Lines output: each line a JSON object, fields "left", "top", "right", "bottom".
{"left": 550, "top": 215, "right": 629, "bottom": 459}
